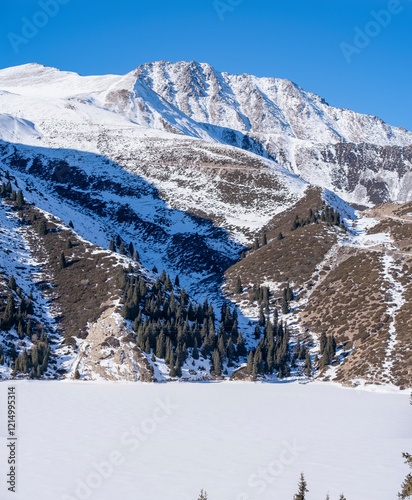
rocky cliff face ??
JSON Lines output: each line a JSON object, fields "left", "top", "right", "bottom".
{"left": 1, "top": 61, "right": 411, "bottom": 207}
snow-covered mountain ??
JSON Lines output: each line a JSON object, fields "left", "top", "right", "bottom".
{"left": 1, "top": 61, "right": 411, "bottom": 387}
{"left": 1, "top": 62, "right": 412, "bottom": 206}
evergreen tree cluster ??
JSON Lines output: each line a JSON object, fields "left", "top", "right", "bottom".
{"left": 319, "top": 332, "right": 337, "bottom": 367}
{"left": 109, "top": 236, "right": 140, "bottom": 262}
{"left": 12, "top": 331, "right": 50, "bottom": 378}
{"left": 293, "top": 473, "right": 347, "bottom": 500}
{"left": 117, "top": 269, "right": 249, "bottom": 377}
{"left": 0, "top": 274, "right": 50, "bottom": 377}
{"left": 0, "top": 173, "right": 25, "bottom": 210}
{"left": 1, "top": 276, "right": 34, "bottom": 334}
{"left": 246, "top": 310, "right": 291, "bottom": 379}
{"left": 291, "top": 207, "right": 344, "bottom": 231}
{"left": 251, "top": 285, "right": 270, "bottom": 311}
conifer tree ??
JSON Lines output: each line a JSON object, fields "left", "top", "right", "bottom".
{"left": 252, "top": 237, "right": 259, "bottom": 250}
{"left": 246, "top": 350, "right": 254, "bottom": 375}
{"left": 133, "top": 249, "right": 140, "bottom": 262}
{"left": 235, "top": 276, "right": 243, "bottom": 294}
{"left": 399, "top": 395, "right": 412, "bottom": 499}
{"left": 277, "top": 232, "right": 284, "bottom": 240}
{"left": 180, "top": 288, "right": 188, "bottom": 308}
{"left": 66, "top": 238, "right": 73, "bottom": 249}
{"left": 281, "top": 297, "right": 290, "bottom": 315}
{"left": 197, "top": 490, "right": 208, "bottom": 500}
{"left": 212, "top": 349, "right": 221, "bottom": 376}
{"left": 74, "top": 369, "right": 80, "bottom": 379}
{"left": 16, "top": 189, "right": 24, "bottom": 207}
{"left": 119, "top": 242, "right": 126, "bottom": 255}
{"left": 164, "top": 274, "right": 172, "bottom": 291}
{"left": 305, "top": 352, "right": 312, "bottom": 377}
{"left": 293, "top": 473, "right": 308, "bottom": 500}
{"left": 236, "top": 333, "right": 247, "bottom": 357}
{"left": 109, "top": 239, "right": 116, "bottom": 252}
{"left": 2, "top": 293, "right": 16, "bottom": 330}
{"left": 226, "top": 339, "right": 235, "bottom": 366}
{"left": 8, "top": 275, "right": 17, "bottom": 291}
{"left": 37, "top": 219, "right": 48, "bottom": 236}
{"left": 320, "top": 331, "right": 327, "bottom": 354}
{"left": 59, "top": 251, "right": 67, "bottom": 270}
{"left": 192, "top": 339, "right": 200, "bottom": 360}
{"left": 262, "top": 233, "right": 267, "bottom": 245}
{"left": 174, "top": 275, "right": 180, "bottom": 287}
{"left": 399, "top": 455, "right": 412, "bottom": 498}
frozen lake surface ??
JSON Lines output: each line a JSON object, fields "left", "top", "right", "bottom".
{"left": 0, "top": 381, "right": 411, "bottom": 500}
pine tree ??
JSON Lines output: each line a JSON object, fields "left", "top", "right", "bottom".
{"left": 262, "top": 233, "right": 267, "bottom": 245}
{"left": 174, "top": 275, "right": 180, "bottom": 287}
{"left": 293, "top": 473, "right": 308, "bottom": 500}
{"left": 281, "top": 297, "right": 290, "bottom": 315}
{"left": 339, "top": 495, "right": 347, "bottom": 500}
{"left": 246, "top": 350, "right": 254, "bottom": 375}
{"left": 235, "top": 276, "right": 243, "bottom": 294}
{"left": 320, "top": 331, "right": 327, "bottom": 354}
{"left": 133, "top": 249, "right": 140, "bottom": 262}
{"left": 304, "top": 352, "right": 312, "bottom": 377}
{"left": 109, "top": 239, "right": 116, "bottom": 252}
{"left": 212, "top": 349, "right": 221, "bottom": 376}
{"left": 16, "top": 189, "right": 24, "bottom": 207}
{"left": 152, "top": 265, "right": 158, "bottom": 273}
{"left": 399, "top": 395, "right": 412, "bottom": 499}
{"left": 192, "top": 339, "right": 200, "bottom": 360}
{"left": 59, "top": 251, "right": 67, "bottom": 270}
{"left": 197, "top": 489, "right": 208, "bottom": 500}
{"left": 66, "top": 238, "right": 73, "bottom": 249}
{"left": 252, "top": 237, "right": 259, "bottom": 250}
{"left": 37, "top": 219, "right": 48, "bottom": 236}
{"left": 236, "top": 333, "right": 247, "bottom": 357}
{"left": 119, "top": 242, "right": 126, "bottom": 255}
{"left": 399, "top": 453, "right": 412, "bottom": 498}
{"left": 74, "top": 369, "right": 80, "bottom": 379}
{"left": 277, "top": 231, "right": 284, "bottom": 240}
{"left": 8, "top": 275, "right": 17, "bottom": 291}
{"left": 164, "top": 274, "right": 172, "bottom": 291}
{"left": 2, "top": 293, "right": 16, "bottom": 330}
{"left": 68, "top": 220, "right": 74, "bottom": 229}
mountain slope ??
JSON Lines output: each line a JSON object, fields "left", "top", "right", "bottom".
{"left": 1, "top": 62, "right": 412, "bottom": 206}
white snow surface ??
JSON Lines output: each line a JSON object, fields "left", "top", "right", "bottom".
{"left": 0, "top": 381, "right": 410, "bottom": 500}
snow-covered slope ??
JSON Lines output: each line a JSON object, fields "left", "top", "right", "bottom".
{"left": 1, "top": 62, "right": 411, "bottom": 206}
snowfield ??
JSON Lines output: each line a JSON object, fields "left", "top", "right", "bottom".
{"left": 0, "top": 381, "right": 410, "bottom": 500}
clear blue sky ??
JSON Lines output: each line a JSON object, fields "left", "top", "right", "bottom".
{"left": 1, "top": 0, "right": 412, "bottom": 130}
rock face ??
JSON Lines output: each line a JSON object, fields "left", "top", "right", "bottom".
{"left": 0, "top": 61, "right": 411, "bottom": 207}
{"left": 73, "top": 307, "right": 153, "bottom": 382}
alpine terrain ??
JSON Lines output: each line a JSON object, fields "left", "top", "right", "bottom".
{"left": 0, "top": 61, "right": 411, "bottom": 388}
